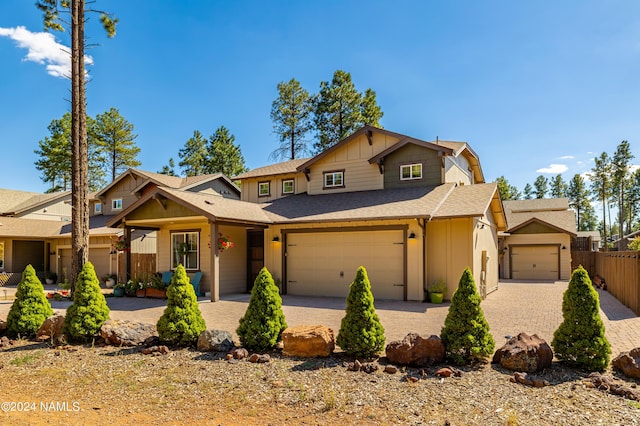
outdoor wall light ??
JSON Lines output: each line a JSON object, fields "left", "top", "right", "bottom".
{"left": 408, "top": 232, "right": 416, "bottom": 239}
{"left": 272, "top": 236, "right": 280, "bottom": 242}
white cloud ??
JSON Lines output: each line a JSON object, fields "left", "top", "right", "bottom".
{"left": 0, "top": 25, "right": 93, "bottom": 78}
{"left": 536, "top": 164, "right": 569, "bottom": 174}
{"left": 559, "top": 155, "right": 574, "bottom": 160}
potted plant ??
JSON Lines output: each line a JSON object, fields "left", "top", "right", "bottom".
{"left": 428, "top": 279, "right": 447, "bottom": 304}
{"left": 101, "top": 274, "right": 117, "bottom": 288}
{"left": 44, "top": 271, "right": 57, "bottom": 285}
{"left": 113, "top": 282, "right": 125, "bottom": 297}
{"left": 124, "top": 280, "right": 137, "bottom": 297}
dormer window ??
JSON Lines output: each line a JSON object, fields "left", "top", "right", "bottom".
{"left": 400, "top": 163, "right": 422, "bottom": 181}
{"left": 94, "top": 202, "right": 102, "bottom": 214}
{"left": 282, "top": 179, "right": 294, "bottom": 195}
{"left": 323, "top": 171, "right": 344, "bottom": 188}
{"left": 258, "top": 181, "right": 270, "bottom": 197}
{"left": 112, "top": 198, "right": 123, "bottom": 210}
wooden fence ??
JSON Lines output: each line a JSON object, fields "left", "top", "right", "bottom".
{"left": 572, "top": 250, "right": 640, "bottom": 315}
{"left": 118, "top": 253, "right": 157, "bottom": 282}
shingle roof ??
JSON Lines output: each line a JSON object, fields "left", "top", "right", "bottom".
{"left": 262, "top": 184, "right": 457, "bottom": 223}
{"left": 0, "top": 214, "right": 119, "bottom": 238}
{"left": 0, "top": 189, "right": 42, "bottom": 213}
{"left": 432, "top": 183, "right": 498, "bottom": 219}
{"left": 233, "top": 159, "right": 310, "bottom": 180}
{"left": 5, "top": 191, "right": 71, "bottom": 215}
{"left": 503, "top": 199, "right": 576, "bottom": 235}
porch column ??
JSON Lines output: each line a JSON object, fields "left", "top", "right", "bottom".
{"left": 209, "top": 221, "right": 220, "bottom": 302}
{"left": 124, "top": 226, "right": 132, "bottom": 282}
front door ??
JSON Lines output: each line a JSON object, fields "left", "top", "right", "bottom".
{"left": 246, "top": 230, "right": 264, "bottom": 292}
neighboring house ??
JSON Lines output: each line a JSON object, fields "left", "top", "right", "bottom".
{"left": 108, "top": 125, "right": 507, "bottom": 302}
{"left": 613, "top": 229, "right": 640, "bottom": 251}
{"left": 573, "top": 230, "right": 601, "bottom": 252}
{"left": 500, "top": 198, "right": 577, "bottom": 280}
{"left": 0, "top": 169, "right": 240, "bottom": 284}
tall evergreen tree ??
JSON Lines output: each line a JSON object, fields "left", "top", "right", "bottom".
{"left": 523, "top": 183, "right": 534, "bottom": 200}
{"left": 550, "top": 174, "right": 568, "bottom": 198}
{"left": 158, "top": 158, "right": 177, "bottom": 176}
{"left": 612, "top": 140, "right": 634, "bottom": 237}
{"left": 591, "top": 152, "right": 613, "bottom": 250}
{"left": 206, "top": 126, "right": 248, "bottom": 177}
{"left": 178, "top": 130, "right": 209, "bottom": 176}
{"left": 270, "top": 78, "right": 314, "bottom": 161}
{"left": 567, "top": 174, "right": 591, "bottom": 231}
{"left": 37, "top": 0, "right": 117, "bottom": 291}
{"left": 533, "top": 175, "right": 549, "bottom": 199}
{"left": 495, "top": 176, "right": 521, "bottom": 201}
{"left": 313, "top": 70, "right": 383, "bottom": 153}
{"left": 94, "top": 107, "right": 140, "bottom": 181}
{"left": 628, "top": 169, "right": 640, "bottom": 231}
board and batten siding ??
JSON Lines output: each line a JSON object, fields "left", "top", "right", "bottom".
{"left": 101, "top": 175, "right": 146, "bottom": 215}
{"left": 383, "top": 144, "right": 442, "bottom": 189}
{"left": 240, "top": 174, "right": 306, "bottom": 203}
{"left": 444, "top": 155, "right": 473, "bottom": 185}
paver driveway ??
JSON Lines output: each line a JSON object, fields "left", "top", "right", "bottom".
{"left": 1, "top": 280, "right": 638, "bottom": 355}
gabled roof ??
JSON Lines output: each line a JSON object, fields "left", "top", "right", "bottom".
{"left": 503, "top": 198, "right": 576, "bottom": 236}
{"left": 0, "top": 190, "right": 71, "bottom": 216}
{"left": 432, "top": 183, "right": 506, "bottom": 230}
{"left": 0, "top": 216, "right": 66, "bottom": 238}
{"left": 368, "top": 138, "right": 453, "bottom": 164}
{"left": 233, "top": 158, "right": 310, "bottom": 180}
{"left": 107, "top": 187, "right": 272, "bottom": 228}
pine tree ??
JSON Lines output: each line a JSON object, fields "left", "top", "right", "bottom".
{"left": 270, "top": 78, "right": 314, "bottom": 161}
{"left": 495, "top": 176, "right": 521, "bottom": 201}
{"left": 523, "top": 183, "right": 534, "bottom": 200}
{"left": 206, "top": 126, "right": 248, "bottom": 177}
{"left": 63, "top": 262, "right": 110, "bottom": 342}
{"left": 552, "top": 266, "right": 611, "bottom": 371}
{"left": 237, "top": 267, "right": 287, "bottom": 351}
{"left": 591, "top": 152, "right": 613, "bottom": 250}
{"left": 568, "top": 174, "right": 592, "bottom": 231}
{"left": 157, "top": 264, "right": 206, "bottom": 346}
{"left": 533, "top": 175, "right": 549, "bottom": 199}
{"left": 336, "top": 266, "right": 386, "bottom": 358}
{"left": 6, "top": 265, "right": 53, "bottom": 338}
{"left": 94, "top": 107, "right": 141, "bottom": 181}
{"left": 550, "top": 174, "right": 568, "bottom": 198}
{"left": 178, "top": 130, "right": 209, "bottom": 176}
{"left": 440, "top": 268, "right": 495, "bottom": 365}
{"left": 158, "top": 158, "right": 177, "bottom": 176}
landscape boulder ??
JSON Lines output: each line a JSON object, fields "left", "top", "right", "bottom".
{"left": 0, "top": 319, "right": 6, "bottom": 335}
{"left": 492, "top": 332, "right": 553, "bottom": 372}
{"left": 36, "top": 313, "right": 65, "bottom": 342}
{"left": 385, "top": 333, "right": 445, "bottom": 367}
{"left": 612, "top": 347, "right": 640, "bottom": 379}
{"left": 282, "top": 325, "right": 335, "bottom": 357}
{"left": 100, "top": 319, "right": 157, "bottom": 347}
{"left": 197, "top": 329, "right": 235, "bottom": 352}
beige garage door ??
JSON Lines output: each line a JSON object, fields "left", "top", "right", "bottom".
{"left": 511, "top": 245, "right": 559, "bottom": 280}
{"left": 286, "top": 230, "right": 405, "bottom": 300}
{"left": 58, "top": 248, "right": 115, "bottom": 282}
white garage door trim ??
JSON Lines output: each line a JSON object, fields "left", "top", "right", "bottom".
{"left": 510, "top": 244, "right": 560, "bottom": 280}
{"left": 283, "top": 227, "right": 407, "bottom": 301}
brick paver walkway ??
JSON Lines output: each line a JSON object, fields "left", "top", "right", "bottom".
{"left": 1, "top": 280, "right": 638, "bottom": 355}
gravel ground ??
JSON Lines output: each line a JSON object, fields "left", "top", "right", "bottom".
{"left": 1, "top": 340, "right": 639, "bottom": 426}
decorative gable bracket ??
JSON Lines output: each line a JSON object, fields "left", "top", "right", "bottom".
{"left": 376, "top": 158, "right": 384, "bottom": 174}
{"left": 366, "top": 129, "right": 373, "bottom": 145}
{"left": 303, "top": 168, "right": 311, "bottom": 182}
{"left": 152, "top": 194, "right": 167, "bottom": 210}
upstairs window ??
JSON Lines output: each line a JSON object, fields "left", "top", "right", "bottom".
{"left": 171, "top": 231, "right": 199, "bottom": 270}
{"left": 282, "top": 179, "right": 294, "bottom": 194}
{"left": 323, "top": 171, "right": 344, "bottom": 188}
{"left": 112, "top": 198, "right": 123, "bottom": 210}
{"left": 400, "top": 163, "right": 422, "bottom": 180}
{"left": 258, "top": 181, "right": 270, "bottom": 197}
{"left": 94, "top": 202, "right": 102, "bottom": 214}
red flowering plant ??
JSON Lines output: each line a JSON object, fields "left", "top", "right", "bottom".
{"left": 218, "top": 233, "right": 234, "bottom": 252}
{"left": 113, "top": 235, "right": 129, "bottom": 252}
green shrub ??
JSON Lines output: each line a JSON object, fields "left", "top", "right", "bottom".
{"left": 157, "top": 264, "right": 206, "bottom": 346}
{"left": 237, "top": 267, "right": 287, "bottom": 351}
{"left": 552, "top": 266, "right": 611, "bottom": 371}
{"left": 440, "top": 267, "right": 495, "bottom": 365}
{"left": 336, "top": 266, "right": 385, "bottom": 358}
{"left": 63, "top": 262, "right": 110, "bottom": 343}
{"left": 6, "top": 265, "right": 53, "bottom": 338}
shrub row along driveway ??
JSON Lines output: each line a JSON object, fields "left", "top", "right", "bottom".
{"left": 1, "top": 280, "right": 638, "bottom": 356}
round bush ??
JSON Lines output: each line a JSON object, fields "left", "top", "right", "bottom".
{"left": 440, "top": 267, "right": 495, "bottom": 365}
{"left": 336, "top": 266, "right": 385, "bottom": 358}
{"left": 552, "top": 266, "right": 611, "bottom": 371}
{"left": 6, "top": 264, "right": 53, "bottom": 338}
{"left": 63, "top": 262, "right": 110, "bottom": 343}
{"left": 157, "top": 264, "right": 206, "bottom": 346}
{"left": 237, "top": 267, "right": 287, "bottom": 352}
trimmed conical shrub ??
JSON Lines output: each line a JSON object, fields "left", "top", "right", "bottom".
{"left": 6, "top": 264, "right": 53, "bottom": 338}
{"left": 336, "top": 266, "right": 386, "bottom": 358}
{"left": 440, "top": 267, "right": 495, "bottom": 365}
{"left": 237, "top": 267, "right": 287, "bottom": 352}
{"left": 552, "top": 266, "right": 611, "bottom": 371}
{"left": 157, "top": 264, "right": 206, "bottom": 346}
{"left": 63, "top": 262, "right": 110, "bottom": 343}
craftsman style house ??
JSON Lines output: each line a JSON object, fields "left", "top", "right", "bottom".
{"left": 108, "top": 126, "right": 507, "bottom": 301}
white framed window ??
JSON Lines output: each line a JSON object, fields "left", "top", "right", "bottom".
{"left": 111, "top": 198, "right": 123, "bottom": 210}
{"left": 94, "top": 202, "right": 102, "bottom": 214}
{"left": 400, "top": 163, "right": 422, "bottom": 180}
{"left": 0, "top": 242, "right": 4, "bottom": 270}
{"left": 282, "top": 179, "right": 294, "bottom": 194}
{"left": 323, "top": 171, "right": 344, "bottom": 188}
{"left": 171, "top": 231, "right": 199, "bottom": 270}
{"left": 258, "top": 181, "right": 270, "bottom": 197}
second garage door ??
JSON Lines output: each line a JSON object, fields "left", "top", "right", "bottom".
{"left": 285, "top": 230, "right": 405, "bottom": 300}
{"left": 511, "top": 245, "right": 559, "bottom": 280}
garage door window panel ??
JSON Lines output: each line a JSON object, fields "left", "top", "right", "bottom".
{"left": 172, "top": 231, "right": 199, "bottom": 270}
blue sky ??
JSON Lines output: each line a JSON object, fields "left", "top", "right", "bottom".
{"left": 1, "top": 1, "right": 640, "bottom": 195}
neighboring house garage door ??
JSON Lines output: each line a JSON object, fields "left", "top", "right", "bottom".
{"left": 285, "top": 230, "right": 405, "bottom": 300}
{"left": 58, "top": 248, "right": 113, "bottom": 282}
{"left": 511, "top": 245, "right": 559, "bottom": 280}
